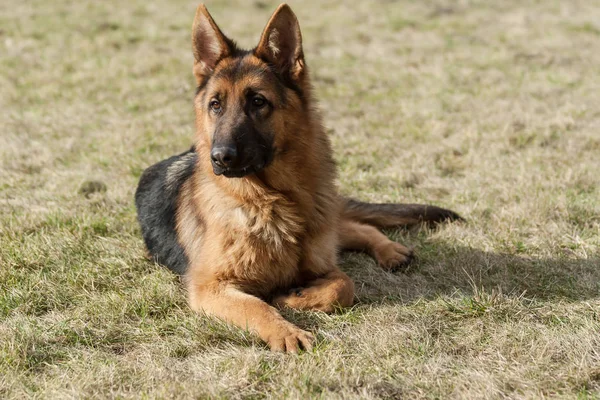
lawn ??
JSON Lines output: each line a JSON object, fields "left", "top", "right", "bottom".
{"left": 1, "top": 0, "right": 599, "bottom": 398}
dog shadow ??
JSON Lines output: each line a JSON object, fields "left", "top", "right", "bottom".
{"left": 277, "top": 240, "right": 597, "bottom": 354}
{"left": 280, "top": 222, "right": 599, "bottom": 335}
{"left": 284, "top": 228, "right": 598, "bottom": 332}
{"left": 341, "top": 236, "right": 599, "bottom": 305}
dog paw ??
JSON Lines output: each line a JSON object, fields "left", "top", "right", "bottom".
{"left": 273, "top": 287, "right": 337, "bottom": 313}
{"left": 273, "top": 288, "right": 305, "bottom": 308}
{"left": 374, "top": 241, "right": 414, "bottom": 271}
{"left": 265, "top": 324, "right": 314, "bottom": 353}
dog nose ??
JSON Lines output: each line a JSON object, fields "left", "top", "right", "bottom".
{"left": 211, "top": 145, "right": 238, "bottom": 167}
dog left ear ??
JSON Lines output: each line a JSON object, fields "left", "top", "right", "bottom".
{"left": 255, "top": 4, "right": 304, "bottom": 81}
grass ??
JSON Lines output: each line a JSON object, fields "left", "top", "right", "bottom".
{"left": 1, "top": 0, "right": 599, "bottom": 398}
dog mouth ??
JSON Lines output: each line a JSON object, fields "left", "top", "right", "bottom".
{"left": 212, "top": 161, "right": 266, "bottom": 178}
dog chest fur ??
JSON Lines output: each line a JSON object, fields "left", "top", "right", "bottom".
{"left": 176, "top": 172, "right": 306, "bottom": 293}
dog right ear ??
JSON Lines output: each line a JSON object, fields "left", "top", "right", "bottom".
{"left": 191, "top": 4, "right": 233, "bottom": 85}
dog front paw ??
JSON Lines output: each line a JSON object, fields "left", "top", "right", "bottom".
{"left": 265, "top": 323, "right": 314, "bottom": 353}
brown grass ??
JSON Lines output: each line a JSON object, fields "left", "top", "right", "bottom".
{"left": 1, "top": 0, "right": 599, "bottom": 398}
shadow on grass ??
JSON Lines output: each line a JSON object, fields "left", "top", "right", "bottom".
{"left": 341, "top": 237, "right": 599, "bottom": 305}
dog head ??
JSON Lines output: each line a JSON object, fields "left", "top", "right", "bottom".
{"left": 191, "top": 4, "right": 307, "bottom": 178}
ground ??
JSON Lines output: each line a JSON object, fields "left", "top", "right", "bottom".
{"left": 1, "top": 0, "right": 599, "bottom": 398}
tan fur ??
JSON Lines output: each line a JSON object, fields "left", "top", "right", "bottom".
{"left": 174, "top": 3, "right": 446, "bottom": 352}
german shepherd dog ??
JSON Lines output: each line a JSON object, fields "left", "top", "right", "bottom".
{"left": 135, "top": 3, "right": 461, "bottom": 353}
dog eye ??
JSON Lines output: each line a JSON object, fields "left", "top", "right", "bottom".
{"left": 209, "top": 99, "right": 221, "bottom": 112}
{"left": 251, "top": 96, "right": 266, "bottom": 109}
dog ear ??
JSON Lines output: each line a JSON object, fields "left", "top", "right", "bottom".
{"left": 255, "top": 4, "right": 304, "bottom": 81}
{"left": 191, "top": 4, "right": 234, "bottom": 85}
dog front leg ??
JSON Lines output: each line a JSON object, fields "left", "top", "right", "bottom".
{"left": 187, "top": 279, "right": 314, "bottom": 353}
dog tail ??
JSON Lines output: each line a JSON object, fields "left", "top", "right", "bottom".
{"left": 341, "top": 198, "right": 464, "bottom": 229}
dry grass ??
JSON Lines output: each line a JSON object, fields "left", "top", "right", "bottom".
{"left": 1, "top": 0, "right": 600, "bottom": 398}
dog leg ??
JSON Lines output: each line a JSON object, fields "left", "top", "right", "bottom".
{"left": 188, "top": 280, "right": 314, "bottom": 353}
{"left": 272, "top": 269, "right": 354, "bottom": 313}
{"left": 338, "top": 219, "right": 413, "bottom": 270}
